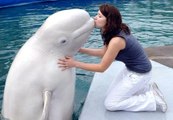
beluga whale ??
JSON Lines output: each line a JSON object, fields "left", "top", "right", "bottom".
{"left": 2, "top": 9, "right": 94, "bottom": 120}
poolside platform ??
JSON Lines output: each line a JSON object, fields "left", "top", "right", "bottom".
{"left": 79, "top": 46, "right": 173, "bottom": 120}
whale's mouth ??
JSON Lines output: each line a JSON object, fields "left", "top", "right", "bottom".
{"left": 65, "top": 18, "right": 94, "bottom": 56}
{"left": 72, "top": 18, "right": 94, "bottom": 39}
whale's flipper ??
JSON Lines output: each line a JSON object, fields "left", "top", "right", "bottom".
{"left": 40, "top": 91, "right": 52, "bottom": 120}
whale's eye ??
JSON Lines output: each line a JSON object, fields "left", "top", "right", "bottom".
{"left": 57, "top": 37, "right": 68, "bottom": 46}
{"left": 61, "top": 39, "right": 67, "bottom": 44}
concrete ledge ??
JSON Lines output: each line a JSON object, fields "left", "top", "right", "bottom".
{"left": 145, "top": 45, "right": 173, "bottom": 68}
{"left": 79, "top": 61, "right": 173, "bottom": 120}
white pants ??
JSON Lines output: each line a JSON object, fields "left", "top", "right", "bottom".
{"left": 104, "top": 66, "right": 156, "bottom": 111}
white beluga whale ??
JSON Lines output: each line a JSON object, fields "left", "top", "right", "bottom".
{"left": 2, "top": 9, "right": 94, "bottom": 120}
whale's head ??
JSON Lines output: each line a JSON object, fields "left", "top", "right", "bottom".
{"left": 34, "top": 9, "right": 94, "bottom": 56}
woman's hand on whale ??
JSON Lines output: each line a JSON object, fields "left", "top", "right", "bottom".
{"left": 58, "top": 56, "right": 76, "bottom": 70}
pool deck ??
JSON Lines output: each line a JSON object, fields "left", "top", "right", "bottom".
{"left": 79, "top": 45, "right": 173, "bottom": 120}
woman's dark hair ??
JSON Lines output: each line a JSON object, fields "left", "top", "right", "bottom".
{"left": 99, "top": 4, "right": 130, "bottom": 45}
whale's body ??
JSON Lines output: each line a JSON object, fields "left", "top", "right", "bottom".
{"left": 2, "top": 9, "right": 94, "bottom": 120}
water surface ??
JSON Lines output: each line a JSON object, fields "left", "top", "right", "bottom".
{"left": 0, "top": 0, "right": 173, "bottom": 119}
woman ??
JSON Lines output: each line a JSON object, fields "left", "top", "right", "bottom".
{"left": 58, "top": 4, "right": 167, "bottom": 112}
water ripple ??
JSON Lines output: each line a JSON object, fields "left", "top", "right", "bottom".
{"left": 0, "top": 0, "right": 173, "bottom": 118}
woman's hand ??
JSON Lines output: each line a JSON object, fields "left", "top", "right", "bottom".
{"left": 78, "top": 48, "right": 83, "bottom": 53}
{"left": 58, "top": 56, "right": 76, "bottom": 71}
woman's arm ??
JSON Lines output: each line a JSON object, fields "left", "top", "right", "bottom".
{"left": 58, "top": 37, "right": 125, "bottom": 72}
{"left": 79, "top": 47, "right": 107, "bottom": 57}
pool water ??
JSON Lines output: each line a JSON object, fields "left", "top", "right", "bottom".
{"left": 0, "top": 0, "right": 173, "bottom": 119}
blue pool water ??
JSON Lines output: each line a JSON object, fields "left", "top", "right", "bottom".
{"left": 0, "top": 0, "right": 173, "bottom": 119}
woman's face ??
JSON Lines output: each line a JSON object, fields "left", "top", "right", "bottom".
{"left": 94, "top": 10, "right": 107, "bottom": 29}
